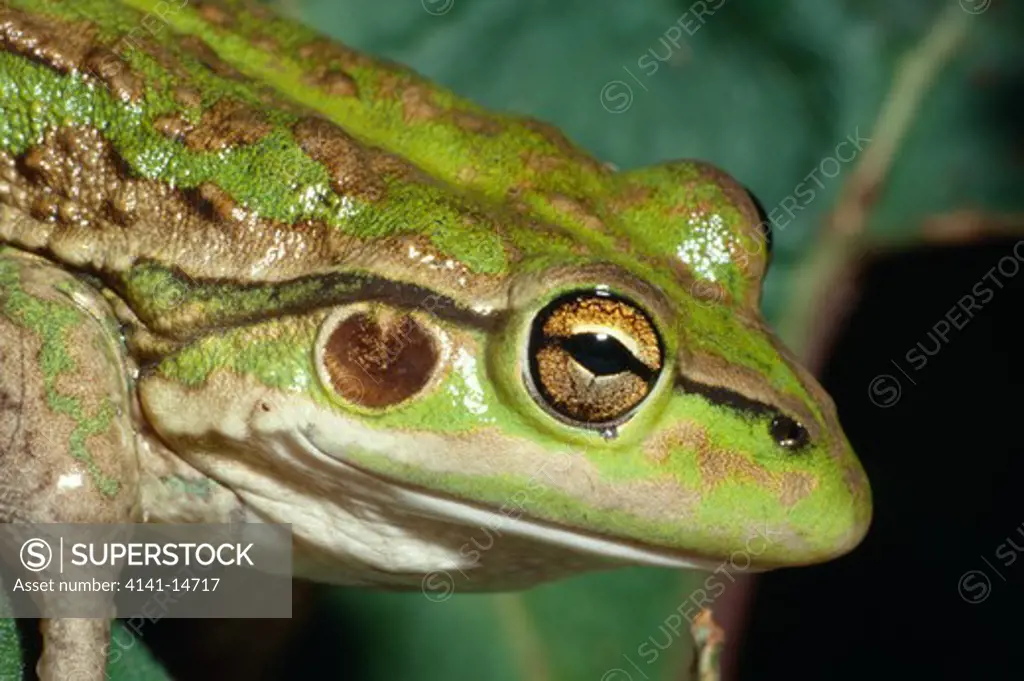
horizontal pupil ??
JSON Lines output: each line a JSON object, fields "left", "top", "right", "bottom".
{"left": 558, "top": 333, "right": 649, "bottom": 379}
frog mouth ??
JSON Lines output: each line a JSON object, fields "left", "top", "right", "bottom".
{"left": 363, "top": 476, "right": 736, "bottom": 572}
{"left": 296, "top": 429, "right": 767, "bottom": 574}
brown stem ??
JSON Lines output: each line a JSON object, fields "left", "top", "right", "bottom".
{"left": 690, "top": 609, "right": 726, "bottom": 681}
{"left": 780, "top": 5, "right": 973, "bottom": 363}
{"left": 869, "top": 210, "right": 1024, "bottom": 253}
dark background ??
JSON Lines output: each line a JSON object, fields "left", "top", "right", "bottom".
{"left": 742, "top": 241, "right": 1024, "bottom": 679}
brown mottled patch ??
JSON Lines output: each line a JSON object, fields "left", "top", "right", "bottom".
{"left": 29, "top": 195, "right": 58, "bottom": 222}
{"left": 647, "top": 422, "right": 816, "bottom": 507}
{"left": 296, "top": 40, "right": 322, "bottom": 61}
{"left": 568, "top": 241, "right": 591, "bottom": 256}
{"left": 645, "top": 420, "right": 706, "bottom": 465}
{"left": 305, "top": 67, "right": 359, "bottom": 98}
{"left": 183, "top": 98, "right": 273, "bottom": 152}
{"left": 250, "top": 34, "right": 279, "bottom": 53}
{"left": 195, "top": 2, "right": 235, "bottom": 28}
{"left": 646, "top": 443, "right": 671, "bottom": 465}
{"left": 780, "top": 473, "right": 814, "bottom": 506}
{"left": 253, "top": 89, "right": 307, "bottom": 116}
{"left": 104, "top": 186, "right": 138, "bottom": 226}
{"left": 83, "top": 47, "right": 144, "bottom": 103}
{"left": 702, "top": 449, "right": 772, "bottom": 492}
{"left": 0, "top": 150, "right": 16, "bottom": 179}
{"left": 451, "top": 111, "right": 502, "bottom": 135}
{"left": 0, "top": 9, "right": 95, "bottom": 73}
{"left": 522, "top": 151, "right": 568, "bottom": 175}
{"left": 182, "top": 183, "right": 243, "bottom": 223}
{"left": 245, "top": 1, "right": 276, "bottom": 22}
{"left": 699, "top": 447, "right": 815, "bottom": 507}
{"left": 400, "top": 83, "right": 444, "bottom": 123}
{"left": 173, "top": 86, "right": 204, "bottom": 109}
{"left": 367, "top": 152, "right": 416, "bottom": 180}
{"left": 388, "top": 233, "right": 471, "bottom": 277}
{"left": 292, "top": 117, "right": 386, "bottom": 201}
{"left": 517, "top": 118, "right": 607, "bottom": 175}
{"left": 1, "top": 10, "right": 146, "bottom": 102}
{"left": 612, "top": 234, "right": 635, "bottom": 256}
{"left": 544, "top": 194, "right": 609, "bottom": 235}
{"left": 667, "top": 196, "right": 710, "bottom": 220}
{"left": 57, "top": 198, "right": 83, "bottom": 224}
{"left": 152, "top": 114, "right": 193, "bottom": 141}
{"left": 179, "top": 35, "right": 245, "bottom": 80}
{"left": 295, "top": 38, "right": 374, "bottom": 72}
{"left": 607, "top": 183, "right": 655, "bottom": 211}
{"left": 19, "top": 147, "right": 52, "bottom": 186}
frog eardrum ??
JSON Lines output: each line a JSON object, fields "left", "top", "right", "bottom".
{"left": 316, "top": 306, "right": 439, "bottom": 409}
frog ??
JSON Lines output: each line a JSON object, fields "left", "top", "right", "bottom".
{"left": 0, "top": 0, "right": 872, "bottom": 678}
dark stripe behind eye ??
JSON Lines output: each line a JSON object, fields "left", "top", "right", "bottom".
{"left": 676, "top": 375, "right": 780, "bottom": 419}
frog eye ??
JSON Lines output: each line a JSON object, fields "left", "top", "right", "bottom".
{"left": 525, "top": 292, "right": 664, "bottom": 427}
{"left": 315, "top": 306, "right": 439, "bottom": 409}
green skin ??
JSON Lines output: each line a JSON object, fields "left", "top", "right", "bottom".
{"left": 0, "top": 0, "right": 871, "bottom": 678}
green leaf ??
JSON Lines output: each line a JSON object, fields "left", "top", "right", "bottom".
{"left": 0, "top": 616, "right": 24, "bottom": 680}
{"left": 287, "top": 569, "right": 701, "bottom": 681}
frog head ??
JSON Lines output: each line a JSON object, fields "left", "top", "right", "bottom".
{"left": 92, "top": 7, "right": 868, "bottom": 581}
{"left": 475, "top": 159, "right": 874, "bottom": 572}
{"left": 139, "top": 152, "right": 870, "bottom": 584}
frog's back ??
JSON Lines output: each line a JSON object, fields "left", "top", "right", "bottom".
{"left": 1, "top": 0, "right": 767, "bottom": 340}
{"left": 1, "top": 0, "right": 621, "bottom": 294}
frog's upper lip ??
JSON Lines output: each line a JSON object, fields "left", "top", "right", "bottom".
{"left": 296, "top": 428, "right": 770, "bottom": 574}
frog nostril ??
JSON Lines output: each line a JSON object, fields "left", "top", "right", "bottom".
{"left": 770, "top": 415, "right": 810, "bottom": 451}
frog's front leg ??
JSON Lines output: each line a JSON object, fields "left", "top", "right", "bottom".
{"left": 0, "top": 252, "right": 140, "bottom": 681}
